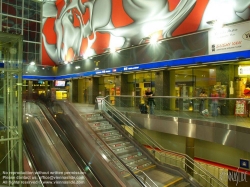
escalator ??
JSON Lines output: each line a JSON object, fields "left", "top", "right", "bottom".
{"left": 53, "top": 101, "right": 202, "bottom": 187}
{"left": 23, "top": 102, "right": 94, "bottom": 187}
{"left": 34, "top": 101, "right": 143, "bottom": 187}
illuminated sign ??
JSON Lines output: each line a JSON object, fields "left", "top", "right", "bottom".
{"left": 238, "top": 66, "right": 250, "bottom": 75}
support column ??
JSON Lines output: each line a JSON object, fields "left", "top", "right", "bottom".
{"left": 88, "top": 77, "right": 99, "bottom": 104}
{"left": 216, "top": 64, "right": 235, "bottom": 115}
{"left": 78, "top": 79, "right": 84, "bottom": 103}
{"left": 28, "top": 80, "right": 33, "bottom": 100}
{"left": 154, "top": 70, "right": 175, "bottom": 110}
{"left": 185, "top": 137, "right": 195, "bottom": 176}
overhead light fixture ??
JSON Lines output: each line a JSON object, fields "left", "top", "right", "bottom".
{"left": 75, "top": 66, "right": 80, "bottom": 69}
{"left": 30, "top": 61, "right": 35, "bottom": 65}
{"left": 168, "top": 67, "right": 184, "bottom": 70}
{"left": 109, "top": 48, "right": 116, "bottom": 53}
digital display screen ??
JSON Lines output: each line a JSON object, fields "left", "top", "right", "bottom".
{"left": 54, "top": 80, "right": 66, "bottom": 87}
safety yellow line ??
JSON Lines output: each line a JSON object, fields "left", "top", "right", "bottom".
{"left": 164, "top": 177, "right": 183, "bottom": 187}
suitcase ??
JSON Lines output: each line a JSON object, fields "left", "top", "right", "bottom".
{"left": 139, "top": 104, "right": 148, "bottom": 114}
{"left": 220, "top": 104, "right": 228, "bottom": 115}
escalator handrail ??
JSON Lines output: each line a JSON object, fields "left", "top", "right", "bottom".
{"left": 23, "top": 142, "right": 45, "bottom": 187}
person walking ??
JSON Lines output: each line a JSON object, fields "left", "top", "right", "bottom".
{"left": 145, "top": 88, "right": 156, "bottom": 114}
{"left": 199, "top": 89, "right": 207, "bottom": 114}
{"left": 211, "top": 89, "right": 219, "bottom": 117}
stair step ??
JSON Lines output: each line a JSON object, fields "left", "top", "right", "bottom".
{"left": 175, "top": 182, "right": 190, "bottom": 187}
{"left": 123, "top": 155, "right": 148, "bottom": 166}
{"left": 115, "top": 148, "right": 138, "bottom": 156}
{"left": 120, "top": 151, "right": 143, "bottom": 161}
{"left": 105, "top": 137, "right": 126, "bottom": 144}
{"left": 108, "top": 141, "right": 131, "bottom": 148}
{"left": 111, "top": 144, "right": 134, "bottom": 152}
{"left": 102, "top": 134, "right": 123, "bottom": 141}
{"left": 86, "top": 116, "right": 104, "bottom": 121}
{"left": 123, "top": 164, "right": 156, "bottom": 178}
{"left": 82, "top": 113, "right": 102, "bottom": 118}
{"left": 164, "top": 176, "right": 183, "bottom": 187}
{"left": 97, "top": 130, "right": 119, "bottom": 137}
{"left": 89, "top": 121, "right": 109, "bottom": 127}
{"left": 130, "top": 160, "right": 152, "bottom": 170}
{"left": 94, "top": 126, "right": 115, "bottom": 132}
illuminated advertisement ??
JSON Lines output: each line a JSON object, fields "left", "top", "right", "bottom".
{"left": 42, "top": 0, "right": 250, "bottom": 65}
{"left": 208, "top": 22, "right": 250, "bottom": 54}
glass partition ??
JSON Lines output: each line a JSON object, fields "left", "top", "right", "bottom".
{"left": 0, "top": 32, "right": 23, "bottom": 186}
{"left": 109, "top": 95, "right": 250, "bottom": 127}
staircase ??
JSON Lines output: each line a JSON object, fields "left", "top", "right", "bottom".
{"left": 81, "top": 112, "right": 191, "bottom": 187}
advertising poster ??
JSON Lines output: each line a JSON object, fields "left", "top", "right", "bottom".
{"left": 42, "top": 0, "right": 250, "bottom": 65}
{"left": 235, "top": 100, "right": 247, "bottom": 116}
{"left": 208, "top": 21, "right": 250, "bottom": 54}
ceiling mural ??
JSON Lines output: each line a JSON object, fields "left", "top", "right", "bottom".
{"left": 42, "top": 0, "right": 250, "bottom": 66}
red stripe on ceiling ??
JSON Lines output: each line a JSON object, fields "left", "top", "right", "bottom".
{"left": 92, "top": 32, "right": 110, "bottom": 54}
{"left": 43, "top": 18, "right": 57, "bottom": 44}
{"left": 168, "top": 0, "right": 180, "bottom": 11}
{"left": 172, "top": 0, "right": 209, "bottom": 36}
{"left": 111, "top": 0, "right": 134, "bottom": 28}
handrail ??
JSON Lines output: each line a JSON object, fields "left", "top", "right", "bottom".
{"left": 100, "top": 96, "right": 227, "bottom": 187}
{"left": 111, "top": 95, "right": 250, "bottom": 101}
{"left": 23, "top": 142, "right": 44, "bottom": 187}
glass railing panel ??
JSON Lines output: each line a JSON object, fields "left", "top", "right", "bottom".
{"left": 110, "top": 95, "right": 250, "bottom": 127}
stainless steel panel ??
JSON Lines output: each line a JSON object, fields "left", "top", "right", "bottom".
{"left": 126, "top": 112, "right": 250, "bottom": 153}
{"left": 214, "top": 128, "right": 236, "bottom": 147}
{"left": 178, "top": 118, "right": 196, "bottom": 137}
{"left": 236, "top": 132, "right": 250, "bottom": 152}
{"left": 144, "top": 117, "right": 178, "bottom": 135}
{"left": 196, "top": 125, "right": 214, "bottom": 142}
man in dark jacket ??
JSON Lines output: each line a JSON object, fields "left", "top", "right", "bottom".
{"left": 145, "top": 88, "right": 156, "bottom": 114}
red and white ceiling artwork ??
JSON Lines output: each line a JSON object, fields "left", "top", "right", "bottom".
{"left": 42, "top": 0, "right": 250, "bottom": 65}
